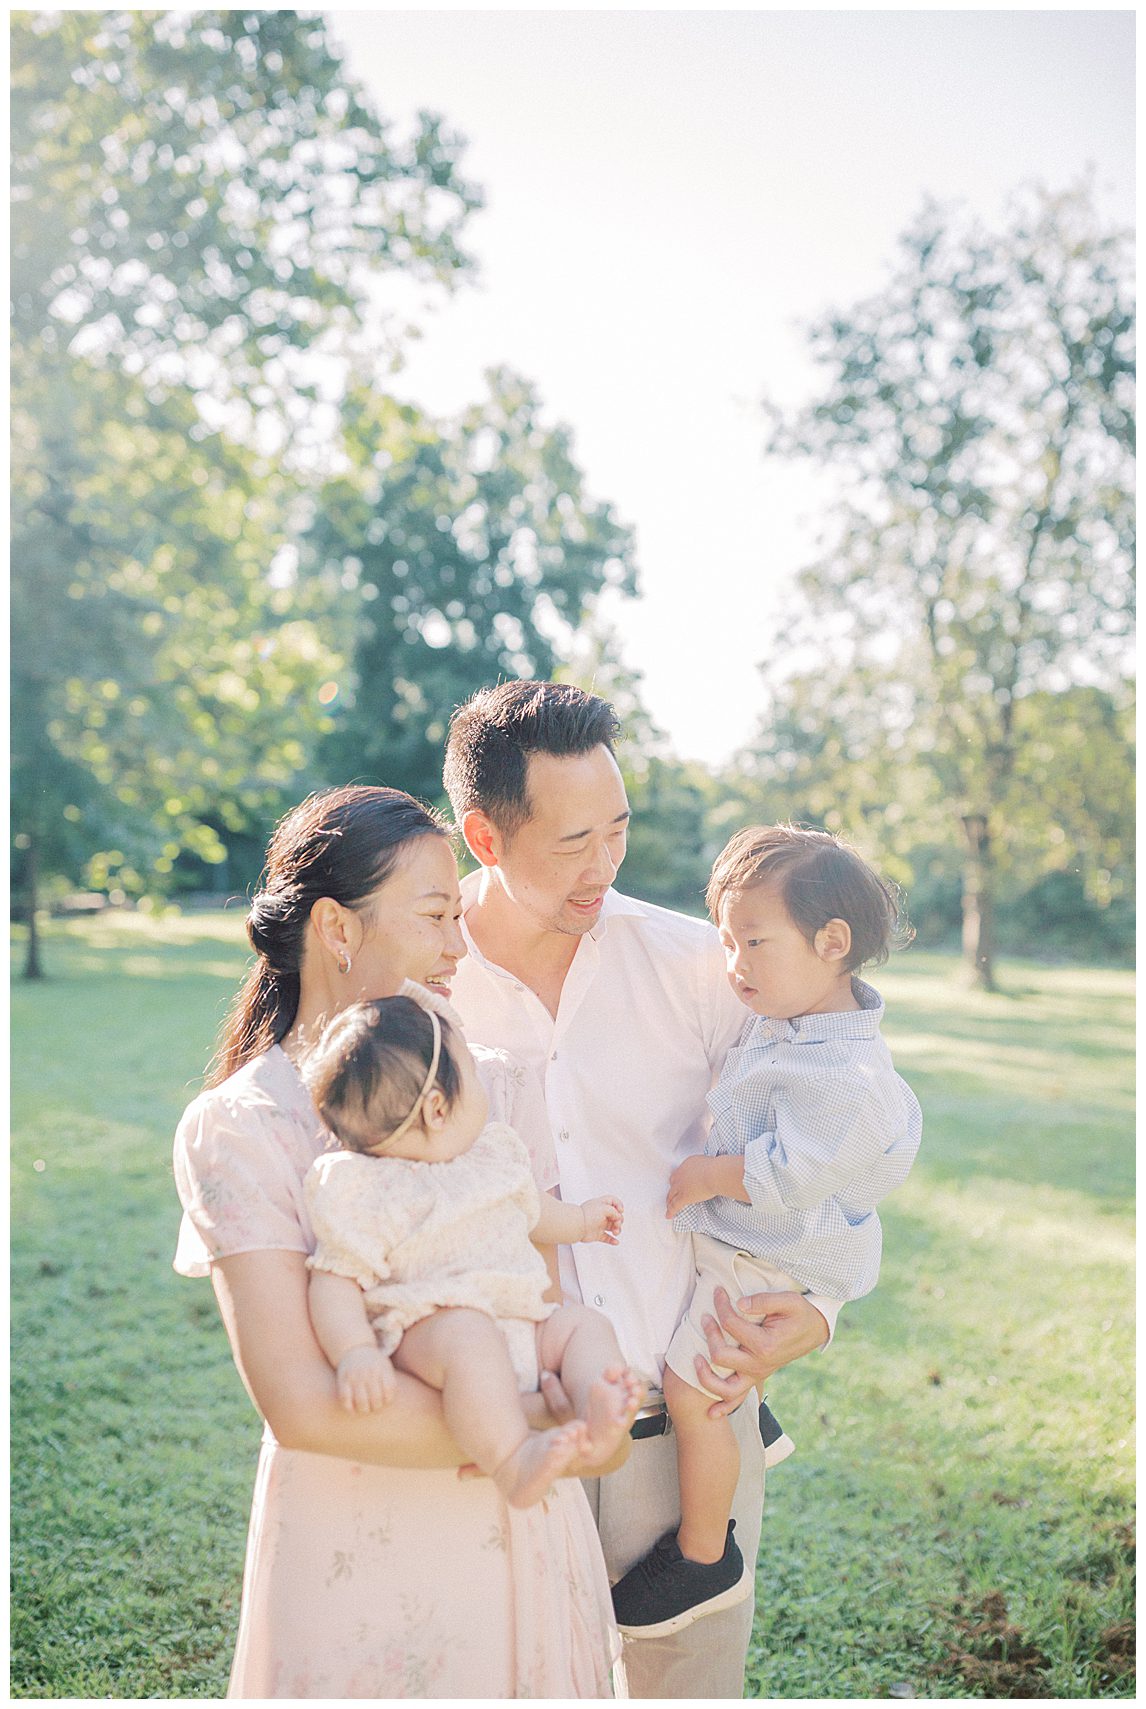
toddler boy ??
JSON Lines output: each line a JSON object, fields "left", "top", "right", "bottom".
{"left": 611, "top": 824, "right": 923, "bottom": 1635}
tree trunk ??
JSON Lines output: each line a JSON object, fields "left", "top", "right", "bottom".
{"left": 960, "top": 811, "right": 996, "bottom": 991}
{"left": 22, "top": 826, "right": 45, "bottom": 981}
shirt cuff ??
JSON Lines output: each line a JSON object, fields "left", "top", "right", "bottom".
{"left": 804, "top": 1292, "right": 842, "bottom": 1347}
{"left": 741, "top": 1132, "right": 786, "bottom": 1214}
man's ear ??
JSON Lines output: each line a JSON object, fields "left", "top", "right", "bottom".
{"left": 814, "top": 918, "right": 852, "bottom": 964}
{"left": 461, "top": 809, "right": 502, "bottom": 870}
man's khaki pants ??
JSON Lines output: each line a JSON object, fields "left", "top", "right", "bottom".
{"left": 582, "top": 1398, "right": 766, "bottom": 1699}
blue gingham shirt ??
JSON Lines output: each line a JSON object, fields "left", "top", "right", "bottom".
{"left": 673, "top": 978, "right": 922, "bottom": 1300}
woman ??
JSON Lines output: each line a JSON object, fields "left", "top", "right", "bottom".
{"left": 173, "top": 785, "right": 621, "bottom": 1698}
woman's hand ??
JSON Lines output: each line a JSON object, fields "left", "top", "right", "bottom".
{"left": 212, "top": 1250, "right": 469, "bottom": 1468}
{"left": 694, "top": 1287, "right": 829, "bottom": 1419}
{"left": 336, "top": 1344, "right": 396, "bottom": 1413}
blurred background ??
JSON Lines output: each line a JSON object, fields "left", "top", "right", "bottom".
{"left": 11, "top": 8, "right": 1134, "bottom": 985}
{"left": 10, "top": 11, "right": 1135, "bottom": 1701}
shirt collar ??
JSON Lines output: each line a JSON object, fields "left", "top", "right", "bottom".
{"left": 592, "top": 886, "right": 645, "bottom": 936}
{"left": 744, "top": 976, "right": 884, "bottom": 1045}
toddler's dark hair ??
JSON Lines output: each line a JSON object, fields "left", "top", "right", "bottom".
{"left": 706, "top": 824, "right": 913, "bottom": 973}
{"left": 303, "top": 997, "right": 462, "bottom": 1154}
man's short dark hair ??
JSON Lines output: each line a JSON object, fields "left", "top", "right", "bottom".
{"left": 443, "top": 680, "right": 619, "bottom": 834}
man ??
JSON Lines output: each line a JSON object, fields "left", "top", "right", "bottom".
{"left": 445, "top": 681, "right": 837, "bottom": 1699}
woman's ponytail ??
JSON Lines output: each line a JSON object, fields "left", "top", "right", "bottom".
{"left": 206, "top": 887, "right": 308, "bottom": 1086}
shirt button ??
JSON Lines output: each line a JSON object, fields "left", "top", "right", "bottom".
{"left": 594, "top": 1294, "right": 605, "bottom": 1307}
{"left": 558, "top": 1128, "right": 570, "bottom": 1142}
{"left": 515, "top": 983, "right": 524, "bottom": 992}
{"left": 550, "top": 1051, "right": 558, "bottom": 1062}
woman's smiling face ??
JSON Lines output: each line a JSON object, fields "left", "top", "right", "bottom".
{"left": 347, "top": 834, "right": 466, "bottom": 1002}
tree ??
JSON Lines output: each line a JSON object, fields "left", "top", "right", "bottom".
{"left": 759, "top": 183, "right": 1134, "bottom": 987}
{"left": 11, "top": 10, "right": 481, "bottom": 973}
{"left": 729, "top": 667, "right": 1134, "bottom": 954}
{"left": 303, "top": 369, "right": 638, "bottom": 805}
{"left": 11, "top": 351, "right": 343, "bottom": 905}
{"left": 11, "top": 11, "right": 479, "bottom": 423}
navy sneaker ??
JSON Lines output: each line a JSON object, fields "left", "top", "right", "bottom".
{"left": 611, "top": 1521, "right": 750, "bottom": 1636}
{"left": 759, "top": 1397, "right": 795, "bottom": 1467}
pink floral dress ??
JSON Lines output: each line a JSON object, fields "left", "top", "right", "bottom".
{"left": 173, "top": 1045, "right": 621, "bottom": 1699}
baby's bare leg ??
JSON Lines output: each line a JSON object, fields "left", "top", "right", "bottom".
{"left": 394, "top": 1308, "right": 587, "bottom": 1507}
{"left": 537, "top": 1304, "right": 645, "bottom": 1469}
{"left": 664, "top": 1363, "right": 740, "bottom": 1562}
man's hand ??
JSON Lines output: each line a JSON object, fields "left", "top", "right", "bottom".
{"left": 665, "top": 1154, "right": 718, "bottom": 1218}
{"left": 580, "top": 1195, "right": 624, "bottom": 1245}
{"left": 335, "top": 1344, "right": 396, "bottom": 1413}
{"left": 694, "top": 1288, "right": 829, "bottom": 1419}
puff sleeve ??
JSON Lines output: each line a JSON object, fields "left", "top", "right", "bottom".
{"left": 472, "top": 1046, "right": 558, "bottom": 1193}
{"left": 478, "top": 1121, "right": 543, "bottom": 1233}
{"left": 303, "top": 1152, "right": 415, "bottom": 1290}
{"left": 172, "top": 1085, "right": 313, "bottom": 1277}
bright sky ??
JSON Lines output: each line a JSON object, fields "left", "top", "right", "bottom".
{"left": 327, "top": 7, "right": 1134, "bottom": 766}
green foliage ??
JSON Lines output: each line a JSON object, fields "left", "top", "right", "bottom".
{"left": 620, "top": 758, "right": 722, "bottom": 912}
{"left": 755, "top": 183, "right": 1135, "bottom": 980}
{"left": 721, "top": 674, "right": 1134, "bottom": 956}
{"left": 11, "top": 10, "right": 480, "bottom": 401}
{"left": 304, "top": 371, "right": 638, "bottom": 805}
{"left": 11, "top": 8, "right": 481, "bottom": 922}
{"left": 10, "top": 918, "right": 1134, "bottom": 1697}
{"left": 11, "top": 11, "right": 642, "bottom": 933}
{"left": 12, "top": 351, "right": 339, "bottom": 900}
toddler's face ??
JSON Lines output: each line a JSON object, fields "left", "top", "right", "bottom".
{"left": 718, "top": 883, "right": 850, "bottom": 1020}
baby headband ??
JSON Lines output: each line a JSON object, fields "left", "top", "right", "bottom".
{"left": 370, "top": 1004, "right": 443, "bottom": 1151}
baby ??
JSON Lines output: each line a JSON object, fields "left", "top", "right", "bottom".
{"left": 611, "top": 824, "right": 923, "bottom": 1634}
{"left": 302, "top": 990, "right": 645, "bottom": 1508}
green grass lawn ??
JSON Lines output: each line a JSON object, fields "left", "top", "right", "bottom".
{"left": 10, "top": 917, "right": 1135, "bottom": 1698}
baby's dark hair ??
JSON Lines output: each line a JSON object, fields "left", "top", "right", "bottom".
{"left": 303, "top": 997, "right": 462, "bottom": 1154}
{"left": 706, "top": 824, "right": 913, "bottom": 973}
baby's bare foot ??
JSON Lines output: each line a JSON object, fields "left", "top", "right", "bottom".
{"left": 495, "top": 1421, "right": 589, "bottom": 1508}
{"left": 578, "top": 1365, "right": 646, "bottom": 1469}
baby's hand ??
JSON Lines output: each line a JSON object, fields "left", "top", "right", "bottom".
{"left": 579, "top": 1195, "right": 624, "bottom": 1245}
{"left": 666, "top": 1154, "right": 716, "bottom": 1218}
{"left": 336, "top": 1344, "right": 396, "bottom": 1413}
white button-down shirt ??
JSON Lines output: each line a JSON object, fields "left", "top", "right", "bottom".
{"left": 451, "top": 877, "right": 841, "bottom": 1379}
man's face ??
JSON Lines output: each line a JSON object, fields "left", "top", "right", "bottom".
{"left": 491, "top": 745, "right": 630, "bottom": 936}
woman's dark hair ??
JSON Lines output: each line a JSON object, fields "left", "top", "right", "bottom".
{"left": 302, "top": 996, "right": 462, "bottom": 1154}
{"left": 207, "top": 786, "right": 448, "bottom": 1087}
{"left": 706, "top": 823, "right": 913, "bottom": 973}
{"left": 443, "top": 679, "right": 619, "bottom": 835}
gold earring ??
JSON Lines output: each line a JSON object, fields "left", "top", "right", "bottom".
{"left": 337, "top": 950, "right": 352, "bottom": 975}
